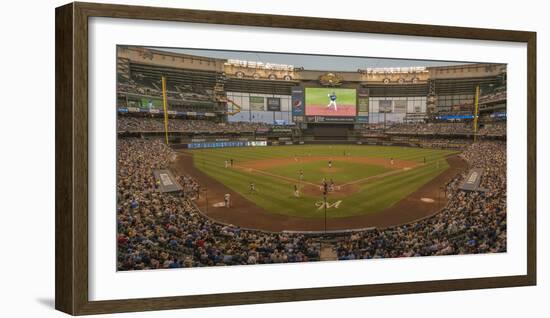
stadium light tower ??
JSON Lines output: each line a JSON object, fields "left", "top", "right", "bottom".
{"left": 473, "top": 85, "right": 480, "bottom": 142}
{"left": 161, "top": 76, "right": 170, "bottom": 145}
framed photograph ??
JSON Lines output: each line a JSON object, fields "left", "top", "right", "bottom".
{"left": 55, "top": 2, "right": 536, "bottom": 315}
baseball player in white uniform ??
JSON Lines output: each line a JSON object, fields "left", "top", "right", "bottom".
{"left": 326, "top": 91, "right": 338, "bottom": 111}
{"left": 224, "top": 193, "right": 231, "bottom": 208}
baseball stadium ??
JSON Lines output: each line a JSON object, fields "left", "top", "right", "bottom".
{"left": 116, "top": 46, "right": 507, "bottom": 270}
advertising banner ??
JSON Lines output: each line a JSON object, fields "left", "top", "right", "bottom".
{"left": 394, "top": 100, "right": 407, "bottom": 113}
{"left": 249, "top": 96, "right": 265, "bottom": 111}
{"left": 490, "top": 112, "right": 507, "bottom": 118}
{"left": 140, "top": 98, "right": 163, "bottom": 109}
{"left": 307, "top": 116, "right": 356, "bottom": 123}
{"left": 379, "top": 100, "right": 392, "bottom": 113}
{"left": 293, "top": 116, "right": 304, "bottom": 123}
{"left": 291, "top": 87, "right": 305, "bottom": 116}
{"left": 436, "top": 115, "right": 475, "bottom": 120}
{"left": 188, "top": 141, "right": 267, "bottom": 149}
{"left": 266, "top": 97, "right": 281, "bottom": 111}
{"left": 358, "top": 87, "right": 369, "bottom": 113}
{"left": 271, "top": 127, "right": 293, "bottom": 133}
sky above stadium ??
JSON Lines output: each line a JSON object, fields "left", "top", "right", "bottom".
{"left": 153, "top": 47, "right": 473, "bottom": 72}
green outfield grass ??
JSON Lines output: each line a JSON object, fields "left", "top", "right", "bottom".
{"left": 191, "top": 145, "right": 457, "bottom": 218}
{"left": 305, "top": 87, "right": 356, "bottom": 106}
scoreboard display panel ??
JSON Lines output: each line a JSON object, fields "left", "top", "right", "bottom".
{"left": 305, "top": 87, "right": 357, "bottom": 117}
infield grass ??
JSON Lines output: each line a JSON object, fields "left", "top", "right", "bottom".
{"left": 264, "top": 160, "right": 391, "bottom": 184}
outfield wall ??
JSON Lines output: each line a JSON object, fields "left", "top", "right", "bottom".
{"left": 171, "top": 139, "right": 472, "bottom": 150}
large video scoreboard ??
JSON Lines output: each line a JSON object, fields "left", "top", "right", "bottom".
{"left": 292, "top": 86, "right": 368, "bottom": 124}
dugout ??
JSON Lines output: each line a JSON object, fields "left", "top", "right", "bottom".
{"left": 459, "top": 168, "right": 487, "bottom": 192}
{"left": 152, "top": 169, "right": 183, "bottom": 193}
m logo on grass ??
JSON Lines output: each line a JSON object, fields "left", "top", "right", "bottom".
{"left": 315, "top": 200, "right": 343, "bottom": 210}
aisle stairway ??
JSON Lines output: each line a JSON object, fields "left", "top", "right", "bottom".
{"left": 319, "top": 242, "right": 338, "bottom": 261}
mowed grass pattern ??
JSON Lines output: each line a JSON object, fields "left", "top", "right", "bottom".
{"left": 264, "top": 160, "right": 391, "bottom": 184}
{"left": 191, "top": 145, "right": 457, "bottom": 218}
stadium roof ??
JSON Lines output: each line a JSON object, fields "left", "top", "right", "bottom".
{"left": 152, "top": 47, "right": 478, "bottom": 72}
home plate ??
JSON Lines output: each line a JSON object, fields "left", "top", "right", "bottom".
{"left": 421, "top": 198, "right": 435, "bottom": 203}
{"left": 213, "top": 202, "right": 226, "bottom": 207}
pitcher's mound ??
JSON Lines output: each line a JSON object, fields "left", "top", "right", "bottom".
{"left": 301, "top": 183, "right": 360, "bottom": 198}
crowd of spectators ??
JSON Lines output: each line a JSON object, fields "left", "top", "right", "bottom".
{"left": 117, "top": 137, "right": 506, "bottom": 270}
{"left": 417, "top": 138, "right": 471, "bottom": 150}
{"left": 479, "top": 86, "right": 506, "bottom": 104}
{"left": 477, "top": 122, "right": 506, "bottom": 136}
{"left": 118, "top": 73, "right": 214, "bottom": 103}
{"left": 388, "top": 137, "right": 470, "bottom": 150}
{"left": 386, "top": 122, "right": 506, "bottom": 136}
{"left": 117, "top": 116, "right": 271, "bottom": 133}
{"left": 335, "top": 141, "right": 506, "bottom": 259}
{"left": 117, "top": 138, "right": 319, "bottom": 270}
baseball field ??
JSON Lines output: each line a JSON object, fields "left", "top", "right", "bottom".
{"left": 183, "top": 145, "right": 459, "bottom": 223}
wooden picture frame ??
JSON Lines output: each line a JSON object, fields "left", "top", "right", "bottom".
{"left": 55, "top": 2, "right": 536, "bottom": 315}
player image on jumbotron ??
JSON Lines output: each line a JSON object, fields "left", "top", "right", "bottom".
{"left": 327, "top": 91, "right": 338, "bottom": 111}
{"left": 116, "top": 45, "right": 507, "bottom": 271}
